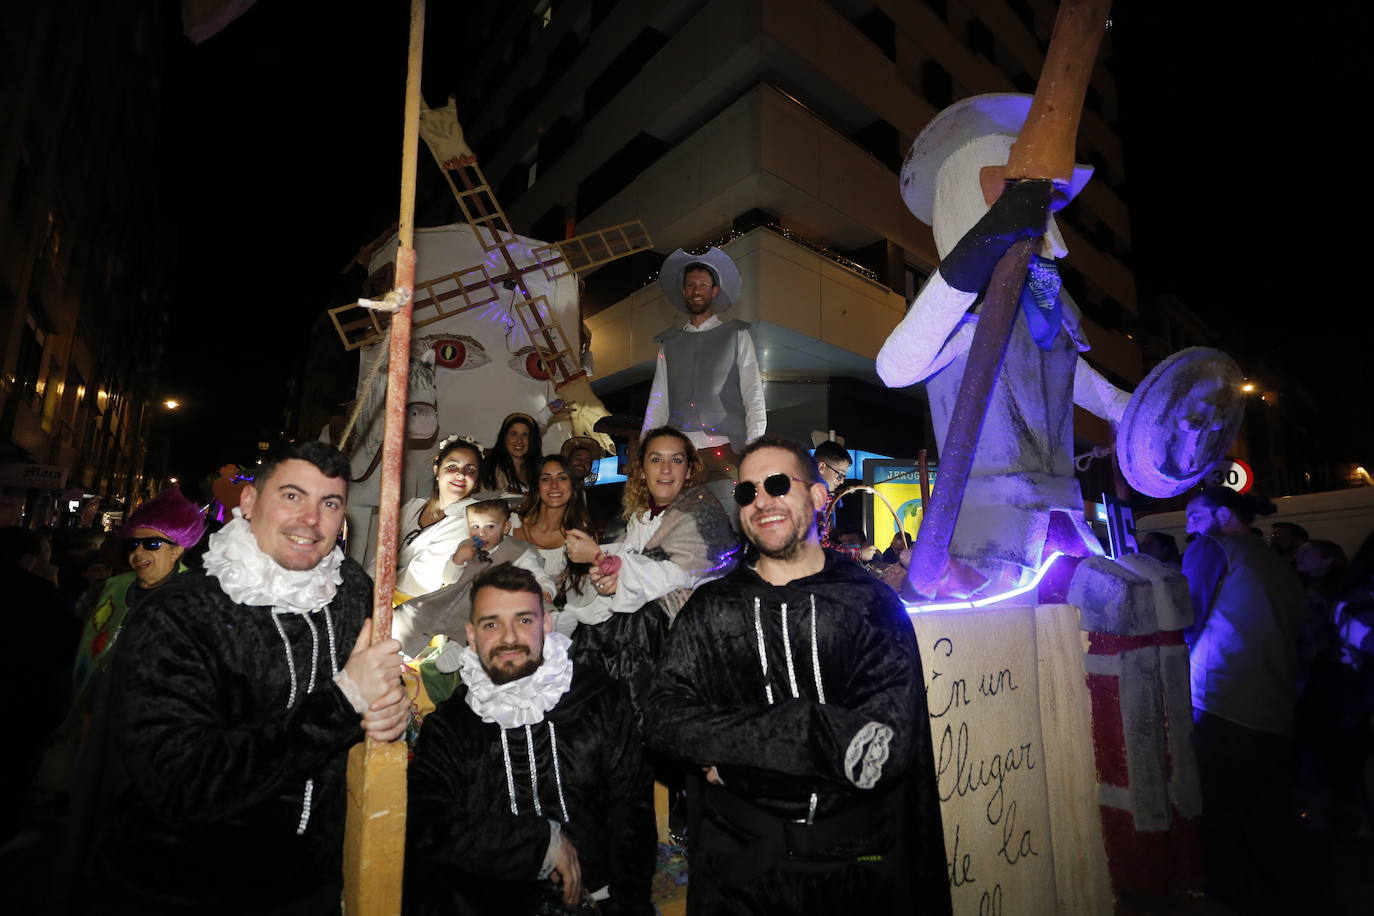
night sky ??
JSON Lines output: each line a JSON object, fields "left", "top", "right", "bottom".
{"left": 154, "top": 1, "right": 1370, "bottom": 486}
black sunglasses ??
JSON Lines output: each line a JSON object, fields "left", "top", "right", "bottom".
{"left": 124, "top": 536, "right": 172, "bottom": 552}
{"left": 733, "top": 473, "right": 809, "bottom": 507}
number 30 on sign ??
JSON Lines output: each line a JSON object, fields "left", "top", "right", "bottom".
{"left": 1204, "top": 457, "right": 1253, "bottom": 494}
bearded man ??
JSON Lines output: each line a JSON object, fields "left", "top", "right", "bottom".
{"left": 643, "top": 436, "right": 950, "bottom": 915}
{"left": 404, "top": 563, "right": 655, "bottom": 915}
{"left": 642, "top": 247, "right": 767, "bottom": 512}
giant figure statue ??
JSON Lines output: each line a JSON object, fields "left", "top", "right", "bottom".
{"left": 878, "top": 92, "right": 1243, "bottom": 897}
{"left": 876, "top": 93, "right": 1130, "bottom": 594}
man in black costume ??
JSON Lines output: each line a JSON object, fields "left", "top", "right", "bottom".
{"left": 66, "top": 441, "right": 408, "bottom": 915}
{"left": 645, "top": 436, "right": 951, "bottom": 915}
{"left": 405, "top": 563, "right": 655, "bottom": 915}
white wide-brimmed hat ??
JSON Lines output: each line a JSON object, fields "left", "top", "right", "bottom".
{"left": 658, "top": 247, "right": 742, "bottom": 314}
{"left": 900, "top": 93, "right": 1095, "bottom": 227}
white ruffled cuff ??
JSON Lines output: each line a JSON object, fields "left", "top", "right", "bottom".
{"left": 333, "top": 669, "right": 369, "bottom": 714}
{"left": 844, "top": 721, "right": 893, "bottom": 790}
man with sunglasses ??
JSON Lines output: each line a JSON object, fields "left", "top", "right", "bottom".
{"left": 66, "top": 441, "right": 408, "bottom": 915}
{"left": 645, "top": 436, "right": 951, "bottom": 915}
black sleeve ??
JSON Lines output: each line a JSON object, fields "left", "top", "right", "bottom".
{"left": 110, "top": 594, "right": 363, "bottom": 829}
{"left": 406, "top": 710, "right": 551, "bottom": 883}
{"left": 597, "top": 689, "right": 656, "bottom": 916}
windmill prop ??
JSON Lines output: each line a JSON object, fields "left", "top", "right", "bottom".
{"left": 327, "top": 99, "right": 653, "bottom": 392}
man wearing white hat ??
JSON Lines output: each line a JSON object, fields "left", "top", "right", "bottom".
{"left": 643, "top": 247, "right": 767, "bottom": 510}
{"left": 877, "top": 93, "right": 1131, "bottom": 594}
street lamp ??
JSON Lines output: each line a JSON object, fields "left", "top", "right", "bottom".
{"left": 164, "top": 398, "right": 181, "bottom": 410}
{"left": 1240, "top": 382, "right": 1255, "bottom": 393}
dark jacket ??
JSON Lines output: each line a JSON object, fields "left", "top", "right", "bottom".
{"left": 644, "top": 551, "right": 952, "bottom": 915}
{"left": 405, "top": 666, "right": 655, "bottom": 916}
{"left": 65, "top": 560, "right": 372, "bottom": 915}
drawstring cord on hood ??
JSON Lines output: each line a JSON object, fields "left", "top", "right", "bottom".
{"left": 270, "top": 607, "right": 339, "bottom": 836}
{"left": 524, "top": 724, "right": 544, "bottom": 817}
{"left": 752, "top": 594, "right": 826, "bottom": 823}
{"left": 548, "top": 722, "right": 570, "bottom": 824}
{"left": 498, "top": 722, "right": 572, "bottom": 824}
{"left": 752, "top": 598, "right": 775, "bottom": 705}
{"left": 500, "top": 729, "right": 519, "bottom": 815}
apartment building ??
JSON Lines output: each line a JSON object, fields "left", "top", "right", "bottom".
{"left": 0, "top": 2, "right": 172, "bottom": 527}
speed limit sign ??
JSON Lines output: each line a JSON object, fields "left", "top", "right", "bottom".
{"left": 1204, "top": 457, "right": 1253, "bottom": 493}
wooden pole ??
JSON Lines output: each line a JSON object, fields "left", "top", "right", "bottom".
{"left": 906, "top": 0, "right": 1111, "bottom": 597}
{"left": 344, "top": 1, "right": 424, "bottom": 913}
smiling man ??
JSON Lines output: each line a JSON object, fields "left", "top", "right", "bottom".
{"left": 642, "top": 247, "right": 767, "bottom": 512}
{"left": 405, "top": 563, "right": 655, "bottom": 916}
{"left": 67, "top": 440, "right": 407, "bottom": 915}
{"left": 644, "top": 436, "right": 951, "bottom": 915}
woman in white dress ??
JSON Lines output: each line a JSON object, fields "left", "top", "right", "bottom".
{"left": 396, "top": 435, "right": 483, "bottom": 598}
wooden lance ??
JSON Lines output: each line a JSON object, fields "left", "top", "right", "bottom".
{"left": 343, "top": 0, "right": 424, "bottom": 913}
{"left": 907, "top": 0, "right": 1112, "bottom": 598}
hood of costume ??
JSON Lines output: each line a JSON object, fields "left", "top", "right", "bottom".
{"left": 64, "top": 510, "right": 372, "bottom": 913}
{"left": 405, "top": 655, "right": 655, "bottom": 916}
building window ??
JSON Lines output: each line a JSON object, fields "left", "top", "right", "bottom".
{"left": 852, "top": 9, "right": 896, "bottom": 61}
{"left": 903, "top": 263, "right": 930, "bottom": 302}
{"left": 583, "top": 28, "right": 666, "bottom": 120}
{"left": 576, "top": 133, "right": 667, "bottom": 220}
{"left": 966, "top": 19, "right": 995, "bottom": 60}
{"left": 17, "top": 323, "right": 43, "bottom": 407}
{"left": 921, "top": 59, "right": 953, "bottom": 109}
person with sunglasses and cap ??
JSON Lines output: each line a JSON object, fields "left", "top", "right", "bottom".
{"left": 70, "top": 486, "right": 207, "bottom": 702}
{"left": 644, "top": 435, "right": 950, "bottom": 916}
{"left": 642, "top": 247, "right": 767, "bottom": 515}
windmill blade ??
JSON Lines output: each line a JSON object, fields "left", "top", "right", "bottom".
{"left": 511, "top": 294, "right": 582, "bottom": 384}
{"left": 329, "top": 261, "right": 512, "bottom": 351}
{"left": 532, "top": 219, "right": 654, "bottom": 279}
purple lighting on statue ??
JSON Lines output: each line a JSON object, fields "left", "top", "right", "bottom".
{"left": 906, "top": 551, "right": 1066, "bottom": 614}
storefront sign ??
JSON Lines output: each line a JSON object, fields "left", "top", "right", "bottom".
{"left": 0, "top": 463, "right": 69, "bottom": 490}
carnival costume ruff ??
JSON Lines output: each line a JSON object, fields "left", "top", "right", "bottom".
{"left": 405, "top": 632, "right": 655, "bottom": 916}
{"left": 65, "top": 510, "right": 374, "bottom": 914}
{"left": 645, "top": 552, "right": 951, "bottom": 915}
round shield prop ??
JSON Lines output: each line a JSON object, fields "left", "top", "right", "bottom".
{"left": 1117, "top": 347, "right": 1245, "bottom": 498}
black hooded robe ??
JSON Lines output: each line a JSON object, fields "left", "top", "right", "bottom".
{"left": 404, "top": 665, "right": 656, "bottom": 916}
{"left": 61, "top": 562, "right": 373, "bottom": 915}
{"left": 644, "top": 551, "right": 952, "bottom": 915}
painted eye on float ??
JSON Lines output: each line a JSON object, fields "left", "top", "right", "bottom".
{"left": 430, "top": 336, "right": 490, "bottom": 370}
{"left": 507, "top": 346, "right": 555, "bottom": 381}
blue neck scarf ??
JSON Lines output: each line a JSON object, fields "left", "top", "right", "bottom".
{"left": 1019, "top": 255, "right": 1063, "bottom": 351}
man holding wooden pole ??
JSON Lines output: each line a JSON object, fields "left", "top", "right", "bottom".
{"left": 64, "top": 441, "right": 407, "bottom": 915}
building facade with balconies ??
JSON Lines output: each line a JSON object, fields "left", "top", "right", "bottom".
{"left": 413, "top": 0, "right": 1146, "bottom": 529}
{"left": 0, "top": 2, "right": 172, "bottom": 527}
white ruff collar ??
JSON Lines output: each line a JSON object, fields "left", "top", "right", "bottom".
{"left": 203, "top": 509, "right": 343, "bottom": 614}
{"left": 458, "top": 631, "right": 573, "bottom": 729}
